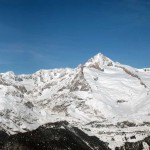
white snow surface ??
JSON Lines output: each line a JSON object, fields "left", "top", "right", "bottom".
{"left": 0, "top": 53, "right": 150, "bottom": 149}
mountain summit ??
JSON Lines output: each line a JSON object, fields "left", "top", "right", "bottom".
{"left": 84, "top": 53, "right": 114, "bottom": 69}
{"left": 0, "top": 53, "right": 150, "bottom": 149}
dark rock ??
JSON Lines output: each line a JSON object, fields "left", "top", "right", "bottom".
{"left": 24, "top": 101, "right": 34, "bottom": 109}
{"left": 130, "top": 135, "right": 136, "bottom": 139}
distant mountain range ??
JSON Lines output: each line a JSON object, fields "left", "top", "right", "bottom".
{"left": 0, "top": 53, "right": 150, "bottom": 150}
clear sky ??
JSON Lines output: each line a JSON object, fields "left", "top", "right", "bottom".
{"left": 0, "top": 0, "right": 150, "bottom": 74}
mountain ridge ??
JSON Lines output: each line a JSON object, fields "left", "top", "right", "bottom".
{"left": 1, "top": 53, "right": 149, "bottom": 75}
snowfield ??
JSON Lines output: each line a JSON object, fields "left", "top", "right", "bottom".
{"left": 0, "top": 53, "right": 150, "bottom": 149}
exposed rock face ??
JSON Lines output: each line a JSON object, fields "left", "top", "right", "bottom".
{"left": 70, "top": 67, "right": 91, "bottom": 91}
{"left": 0, "top": 121, "right": 110, "bottom": 150}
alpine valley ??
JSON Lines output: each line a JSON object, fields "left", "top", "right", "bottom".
{"left": 0, "top": 53, "right": 150, "bottom": 150}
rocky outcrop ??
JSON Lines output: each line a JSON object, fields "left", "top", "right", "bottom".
{"left": 70, "top": 67, "right": 91, "bottom": 91}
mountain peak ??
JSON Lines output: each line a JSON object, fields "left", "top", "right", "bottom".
{"left": 84, "top": 53, "right": 114, "bottom": 69}
{"left": 93, "top": 52, "right": 105, "bottom": 57}
{"left": 92, "top": 52, "right": 111, "bottom": 61}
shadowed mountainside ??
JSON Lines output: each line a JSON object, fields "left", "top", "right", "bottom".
{"left": 0, "top": 121, "right": 110, "bottom": 150}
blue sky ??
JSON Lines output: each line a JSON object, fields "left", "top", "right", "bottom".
{"left": 0, "top": 0, "right": 150, "bottom": 74}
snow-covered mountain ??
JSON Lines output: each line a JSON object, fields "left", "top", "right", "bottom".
{"left": 0, "top": 53, "right": 150, "bottom": 149}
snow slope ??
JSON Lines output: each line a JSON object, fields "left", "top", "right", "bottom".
{"left": 0, "top": 53, "right": 150, "bottom": 149}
